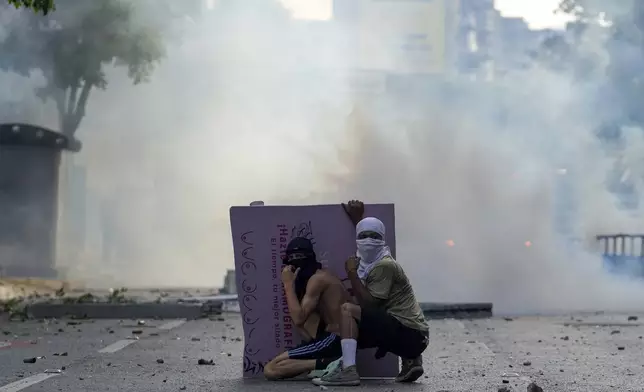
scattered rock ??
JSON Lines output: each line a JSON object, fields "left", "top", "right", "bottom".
{"left": 628, "top": 316, "right": 638, "bottom": 321}
{"left": 618, "top": 346, "right": 625, "bottom": 351}
{"left": 179, "top": 387, "right": 187, "bottom": 391}
{"left": 234, "top": 337, "right": 242, "bottom": 342}
{"left": 156, "top": 359, "right": 165, "bottom": 364}
{"left": 197, "top": 359, "right": 215, "bottom": 365}
{"left": 132, "top": 330, "right": 143, "bottom": 335}
{"left": 611, "top": 330, "right": 620, "bottom": 335}
{"left": 150, "top": 333, "right": 159, "bottom": 337}
{"left": 53, "top": 352, "right": 68, "bottom": 356}
{"left": 561, "top": 336, "right": 569, "bottom": 341}
{"left": 527, "top": 382, "right": 544, "bottom": 392}
{"left": 502, "top": 379, "right": 509, "bottom": 384}
{"left": 191, "top": 337, "right": 200, "bottom": 342}
{"left": 23, "top": 357, "right": 37, "bottom": 364}
{"left": 498, "top": 387, "right": 512, "bottom": 392}
{"left": 522, "top": 361, "right": 532, "bottom": 366}
{"left": 503, "top": 318, "right": 513, "bottom": 322}
{"left": 137, "top": 320, "right": 146, "bottom": 326}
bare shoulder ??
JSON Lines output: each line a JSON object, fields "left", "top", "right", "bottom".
{"left": 317, "top": 269, "right": 341, "bottom": 281}
{"left": 307, "top": 271, "right": 331, "bottom": 290}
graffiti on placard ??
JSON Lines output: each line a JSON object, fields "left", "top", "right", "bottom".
{"left": 290, "top": 221, "right": 316, "bottom": 246}
{"left": 243, "top": 355, "right": 265, "bottom": 375}
{"left": 238, "top": 230, "right": 261, "bottom": 376}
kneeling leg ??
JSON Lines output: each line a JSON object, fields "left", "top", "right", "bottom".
{"left": 264, "top": 352, "right": 316, "bottom": 380}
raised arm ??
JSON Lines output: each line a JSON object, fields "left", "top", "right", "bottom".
{"left": 283, "top": 273, "right": 326, "bottom": 327}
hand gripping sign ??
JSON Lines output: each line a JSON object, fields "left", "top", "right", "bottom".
{"left": 229, "top": 203, "right": 398, "bottom": 378}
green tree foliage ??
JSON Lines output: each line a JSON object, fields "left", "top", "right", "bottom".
{"left": 6, "top": 0, "right": 55, "bottom": 15}
{"left": 0, "top": 0, "right": 165, "bottom": 138}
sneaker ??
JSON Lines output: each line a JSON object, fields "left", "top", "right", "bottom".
{"left": 311, "top": 362, "right": 360, "bottom": 386}
{"left": 307, "top": 358, "right": 341, "bottom": 379}
{"left": 307, "top": 369, "right": 326, "bottom": 379}
{"left": 395, "top": 356, "right": 424, "bottom": 383}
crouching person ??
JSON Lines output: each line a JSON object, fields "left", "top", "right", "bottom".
{"left": 264, "top": 237, "right": 351, "bottom": 380}
{"left": 312, "top": 201, "right": 429, "bottom": 386}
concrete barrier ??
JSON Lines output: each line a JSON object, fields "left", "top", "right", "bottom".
{"left": 26, "top": 301, "right": 223, "bottom": 320}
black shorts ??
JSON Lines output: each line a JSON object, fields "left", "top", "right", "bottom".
{"left": 357, "top": 307, "right": 429, "bottom": 359}
{"left": 287, "top": 331, "right": 342, "bottom": 360}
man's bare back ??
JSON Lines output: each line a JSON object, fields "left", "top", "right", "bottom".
{"left": 310, "top": 269, "right": 351, "bottom": 335}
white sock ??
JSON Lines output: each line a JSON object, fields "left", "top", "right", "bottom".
{"left": 341, "top": 339, "right": 357, "bottom": 368}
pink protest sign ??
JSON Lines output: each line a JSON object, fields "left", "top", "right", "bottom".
{"left": 229, "top": 203, "right": 399, "bottom": 379}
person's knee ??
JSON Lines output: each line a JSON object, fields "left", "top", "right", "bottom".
{"left": 341, "top": 302, "right": 361, "bottom": 319}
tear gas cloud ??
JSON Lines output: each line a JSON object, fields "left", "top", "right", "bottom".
{"left": 2, "top": 0, "right": 644, "bottom": 314}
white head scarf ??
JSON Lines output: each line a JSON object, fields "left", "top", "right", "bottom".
{"left": 355, "top": 217, "right": 392, "bottom": 280}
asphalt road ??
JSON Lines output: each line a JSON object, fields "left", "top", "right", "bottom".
{"left": 1, "top": 312, "right": 643, "bottom": 391}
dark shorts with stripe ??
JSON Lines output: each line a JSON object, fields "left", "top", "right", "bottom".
{"left": 286, "top": 331, "right": 342, "bottom": 360}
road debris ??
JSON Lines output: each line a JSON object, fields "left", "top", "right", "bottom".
{"left": 527, "top": 382, "right": 544, "bottom": 392}
{"left": 23, "top": 356, "right": 44, "bottom": 363}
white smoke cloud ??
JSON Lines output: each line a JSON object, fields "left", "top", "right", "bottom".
{"left": 2, "top": 0, "right": 644, "bottom": 314}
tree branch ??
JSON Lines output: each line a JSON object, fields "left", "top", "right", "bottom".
{"left": 65, "top": 80, "right": 92, "bottom": 136}
{"left": 66, "top": 84, "right": 78, "bottom": 119}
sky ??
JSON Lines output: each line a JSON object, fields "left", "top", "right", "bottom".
{"left": 281, "top": 0, "right": 574, "bottom": 30}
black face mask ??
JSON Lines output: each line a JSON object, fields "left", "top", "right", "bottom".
{"left": 283, "top": 237, "right": 322, "bottom": 300}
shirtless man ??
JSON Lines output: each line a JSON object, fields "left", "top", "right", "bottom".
{"left": 263, "top": 237, "right": 351, "bottom": 380}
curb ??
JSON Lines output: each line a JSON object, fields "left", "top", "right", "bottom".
{"left": 420, "top": 302, "right": 493, "bottom": 319}
{"left": 26, "top": 301, "right": 224, "bottom": 320}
